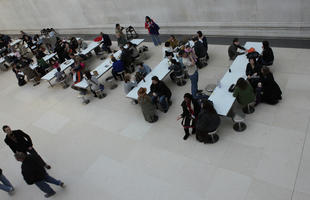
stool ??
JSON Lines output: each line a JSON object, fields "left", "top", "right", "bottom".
{"left": 208, "top": 129, "right": 219, "bottom": 143}
{"left": 116, "top": 71, "right": 125, "bottom": 81}
{"left": 105, "top": 76, "right": 118, "bottom": 90}
{"left": 242, "top": 103, "right": 255, "bottom": 114}
{"left": 233, "top": 114, "right": 247, "bottom": 132}
{"left": 175, "top": 74, "right": 186, "bottom": 86}
{"left": 95, "top": 89, "right": 107, "bottom": 99}
{"left": 78, "top": 95, "right": 90, "bottom": 104}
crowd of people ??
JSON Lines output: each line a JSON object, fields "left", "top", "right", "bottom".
{"left": 0, "top": 16, "right": 284, "bottom": 198}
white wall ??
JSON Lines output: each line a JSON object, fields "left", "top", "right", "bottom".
{"left": 0, "top": 0, "right": 309, "bottom": 37}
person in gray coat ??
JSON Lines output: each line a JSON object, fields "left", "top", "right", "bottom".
{"left": 137, "top": 87, "right": 158, "bottom": 123}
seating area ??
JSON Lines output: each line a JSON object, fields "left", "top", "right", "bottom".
{"left": 0, "top": 4, "right": 309, "bottom": 199}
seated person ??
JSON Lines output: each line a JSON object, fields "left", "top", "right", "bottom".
{"left": 127, "top": 42, "right": 140, "bottom": 60}
{"left": 197, "top": 31, "right": 209, "bottom": 59}
{"left": 185, "top": 45, "right": 197, "bottom": 63}
{"left": 162, "top": 41, "right": 173, "bottom": 58}
{"left": 137, "top": 87, "right": 158, "bottom": 123}
{"left": 228, "top": 38, "right": 246, "bottom": 60}
{"left": 72, "top": 56, "right": 85, "bottom": 72}
{"left": 150, "top": 76, "right": 172, "bottom": 113}
{"left": 196, "top": 100, "right": 221, "bottom": 143}
{"left": 168, "top": 35, "right": 179, "bottom": 49}
{"left": 233, "top": 78, "right": 255, "bottom": 110}
{"left": 77, "top": 38, "right": 88, "bottom": 52}
{"left": 120, "top": 46, "right": 134, "bottom": 73}
{"left": 84, "top": 71, "right": 105, "bottom": 98}
{"left": 257, "top": 66, "right": 282, "bottom": 105}
{"left": 259, "top": 40, "right": 274, "bottom": 66}
{"left": 246, "top": 57, "right": 261, "bottom": 89}
{"left": 137, "top": 62, "right": 151, "bottom": 77}
{"left": 169, "top": 59, "right": 184, "bottom": 83}
{"left": 100, "top": 32, "right": 112, "bottom": 53}
{"left": 111, "top": 56, "right": 125, "bottom": 80}
{"left": 50, "top": 60, "right": 60, "bottom": 69}
{"left": 72, "top": 67, "right": 83, "bottom": 84}
{"left": 54, "top": 67, "right": 69, "bottom": 88}
{"left": 124, "top": 73, "right": 137, "bottom": 95}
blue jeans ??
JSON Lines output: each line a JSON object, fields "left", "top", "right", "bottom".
{"left": 152, "top": 95, "right": 168, "bottom": 111}
{"left": 0, "top": 174, "right": 13, "bottom": 192}
{"left": 189, "top": 70, "right": 199, "bottom": 98}
{"left": 150, "top": 34, "right": 161, "bottom": 46}
{"left": 35, "top": 174, "right": 61, "bottom": 195}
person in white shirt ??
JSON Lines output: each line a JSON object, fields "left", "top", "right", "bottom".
{"left": 162, "top": 41, "right": 173, "bottom": 58}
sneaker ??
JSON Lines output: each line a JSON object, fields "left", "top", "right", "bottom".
{"left": 60, "top": 182, "right": 66, "bottom": 188}
{"left": 45, "top": 165, "right": 51, "bottom": 170}
{"left": 44, "top": 191, "right": 56, "bottom": 198}
{"left": 8, "top": 187, "right": 15, "bottom": 195}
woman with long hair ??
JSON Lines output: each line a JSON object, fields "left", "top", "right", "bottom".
{"left": 145, "top": 16, "right": 161, "bottom": 46}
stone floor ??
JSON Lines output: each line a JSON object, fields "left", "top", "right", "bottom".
{"left": 0, "top": 41, "right": 310, "bottom": 200}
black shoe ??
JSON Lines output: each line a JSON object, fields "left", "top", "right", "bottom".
{"left": 183, "top": 134, "right": 190, "bottom": 140}
{"left": 168, "top": 101, "right": 172, "bottom": 106}
{"left": 197, "top": 90, "right": 203, "bottom": 93}
{"left": 44, "top": 191, "right": 56, "bottom": 198}
{"left": 45, "top": 165, "right": 51, "bottom": 170}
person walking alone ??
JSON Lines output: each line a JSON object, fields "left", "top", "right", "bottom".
{"left": 145, "top": 16, "right": 161, "bottom": 46}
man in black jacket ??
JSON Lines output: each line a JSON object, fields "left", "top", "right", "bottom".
{"left": 228, "top": 38, "right": 246, "bottom": 60}
{"left": 100, "top": 32, "right": 112, "bottom": 53}
{"left": 15, "top": 152, "right": 65, "bottom": 198}
{"left": 193, "top": 37, "right": 208, "bottom": 67}
{"left": 197, "top": 31, "right": 209, "bottom": 59}
{"left": 150, "top": 76, "right": 172, "bottom": 113}
{"left": 0, "top": 168, "right": 14, "bottom": 194}
{"left": 2, "top": 125, "right": 51, "bottom": 170}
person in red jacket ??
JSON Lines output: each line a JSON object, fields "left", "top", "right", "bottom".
{"left": 145, "top": 16, "right": 161, "bottom": 46}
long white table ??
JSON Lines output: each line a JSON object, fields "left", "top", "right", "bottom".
{"left": 208, "top": 42, "right": 263, "bottom": 116}
{"left": 79, "top": 40, "right": 102, "bottom": 55}
{"left": 126, "top": 56, "right": 173, "bottom": 100}
{"left": 41, "top": 59, "right": 74, "bottom": 86}
{"left": 9, "top": 39, "right": 22, "bottom": 47}
{"left": 74, "top": 39, "right": 144, "bottom": 89}
{"left": 30, "top": 53, "right": 57, "bottom": 70}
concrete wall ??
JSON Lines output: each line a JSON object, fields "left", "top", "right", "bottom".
{"left": 0, "top": 0, "right": 309, "bottom": 38}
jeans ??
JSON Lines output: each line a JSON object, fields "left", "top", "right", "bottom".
{"left": 152, "top": 95, "right": 168, "bottom": 111}
{"left": 0, "top": 174, "right": 13, "bottom": 192}
{"left": 35, "top": 174, "right": 61, "bottom": 195}
{"left": 150, "top": 34, "right": 161, "bottom": 46}
{"left": 189, "top": 70, "right": 199, "bottom": 98}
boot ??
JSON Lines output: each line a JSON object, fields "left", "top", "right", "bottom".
{"left": 183, "top": 129, "right": 190, "bottom": 140}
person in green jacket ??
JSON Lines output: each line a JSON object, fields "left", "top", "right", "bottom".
{"left": 233, "top": 78, "right": 255, "bottom": 107}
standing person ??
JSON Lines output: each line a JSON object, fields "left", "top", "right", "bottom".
{"left": 137, "top": 88, "right": 158, "bottom": 123}
{"left": 115, "top": 24, "right": 127, "bottom": 47}
{"left": 0, "top": 168, "right": 15, "bottom": 195}
{"left": 150, "top": 76, "right": 172, "bottom": 113}
{"left": 193, "top": 37, "right": 207, "bottom": 67}
{"left": 177, "top": 93, "right": 201, "bottom": 140}
{"left": 145, "top": 16, "right": 161, "bottom": 46}
{"left": 258, "top": 66, "right": 282, "bottom": 105}
{"left": 2, "top": 125, "right": 51, "bottom": 170}
{"left": 100, "top": 32, "right": 112, "bottom": 53}
{"left": 228, "top": 38, "right": 246, "bottom": 60}
{"left": 181, "top": 50, "right": 199, "bottom": 98}
{"left": 259, "top": 40, "right": 274, "bottom": 66}
{"left": 196, "top": 100, "right": 221, "bottom": 144}
{"left": 15, "top": 152, "right": 65, "bottom": 198}
{"left": 197, "top": 31, "right": 209, "bottom": 59}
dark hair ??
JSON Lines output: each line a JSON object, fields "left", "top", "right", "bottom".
{"left": 111, "top": 57, "right": 117, "bottom": 62}
{"left": 138, "top": 62, "right": 144, "bottom": 67}
{"left": 202, "top": 100, "right": 217, "bottom": 114}
{"left": 197, "top": 31, "right": 203, "bottom": 37}
{"left": 115, "top": 24, "right": 120, "bottom": 28}
{"left": 233, "top": 38, "right": 239, "bottom": 43}
{"left": 170, "top": 35, "right": 175, "bottom": 39}
{"left": 85, "top": 71, "right": 91, "bottom": 79}
{"left": 152, "top": 76, "right": 159, "bottom": 82}
{"left": 145, "top": 16, "right": 151, "bottom": 21}
{"left": 261, "top": 66, "right": 271, "bottom": 75}
{"left": 56, "top": 67, "right": 61, "bottom": 72}
{"left": 184, "top": 93, "right": 192, "bottom": 100}
{"left": 171, "top": 59, "right": 177, "bottom": 64}
{"left": 2, "top": 125, "right": 9, "bottom": 131}
{"left": 193, "top": 37, "right": 199, "bottom": 42}
{"left": 262, "top": 40, "right": 269, "bottom": 48}
{"left": 236, "top": 78, "right": 248, "bottom": 90}
{"left": 249, "top": 57, "right": 257, "bottom": 65}
{"left": 164, "top": 41, "right": 170, "bottom": 47}
{"left": 178, "top": 50, "right": 185, "bottom": 57}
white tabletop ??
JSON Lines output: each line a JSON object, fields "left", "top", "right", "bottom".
{"left": 30, "top": 53, "right": 57, "bottom": 70}
{"left": 208, "top": 42, "right": 263, "bottom": 116}
{"left": 79, "top": 41, "right": 102, "bottom": 55}
{"left": 9, "top": 39, "right": 22, "bottom": 46}
{"left": 41, "top": 59, "right": 74, "bottom": 81}
{"left": 0, "top": 57, "right": 5, "bottom": 64}
{"left": 74, "top": 39, "right": 145, "bottom": 89}
{"left": 126, "top": 57, "right": 172, "bottom": 100}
